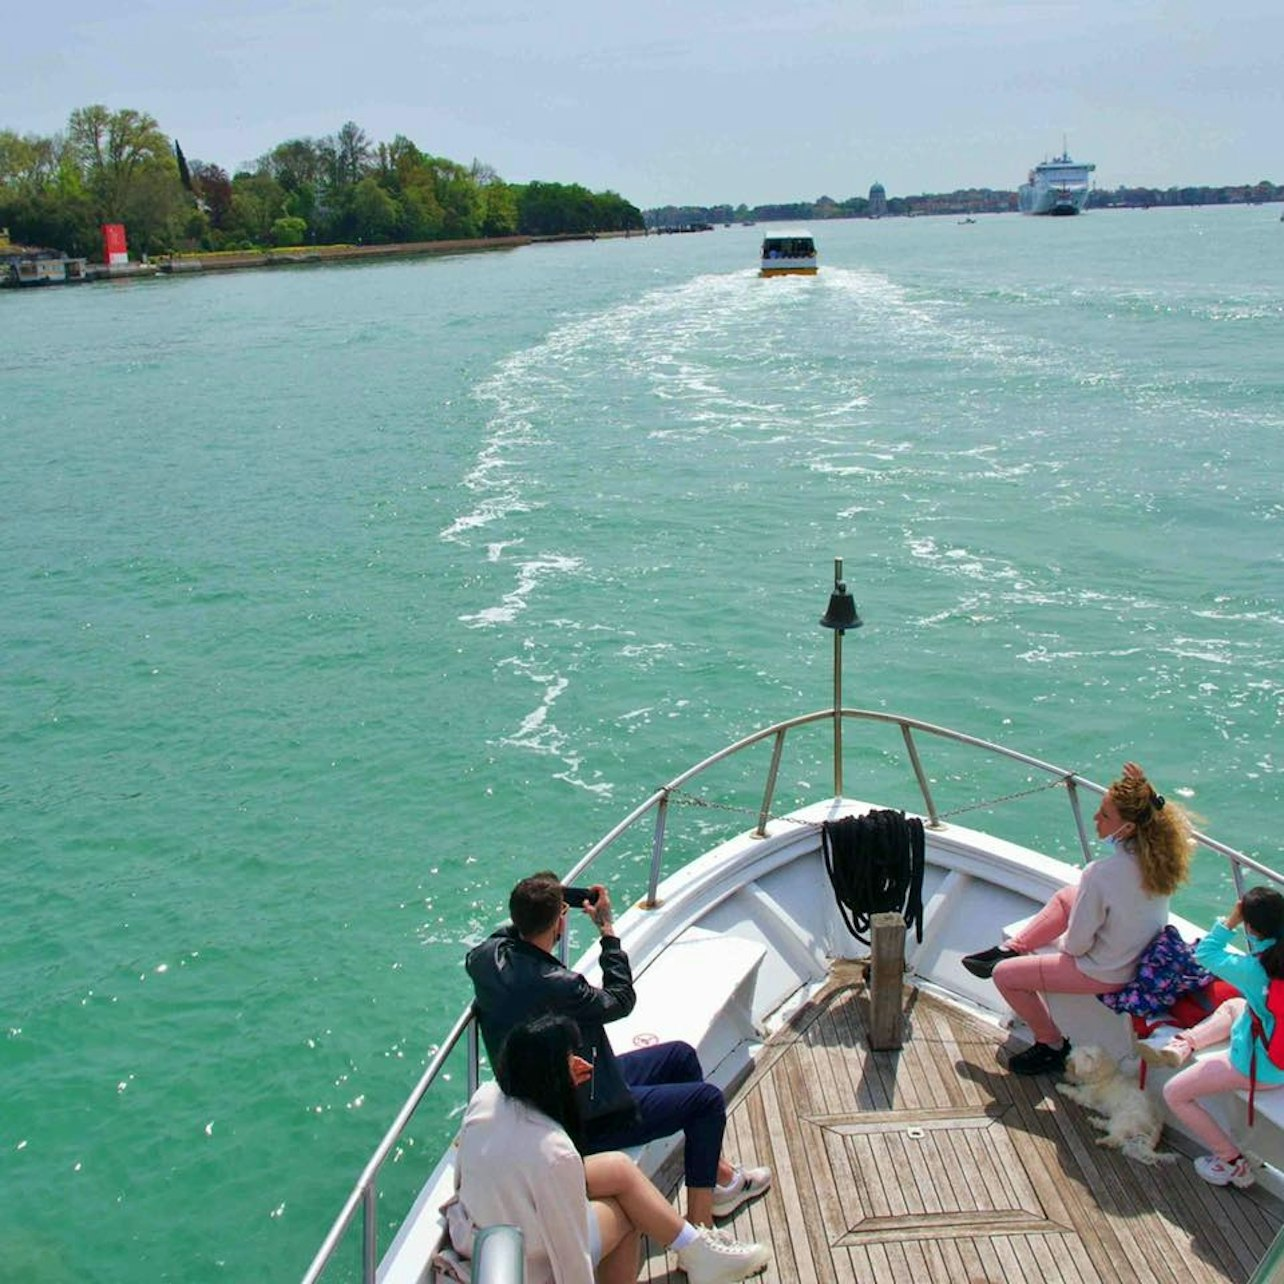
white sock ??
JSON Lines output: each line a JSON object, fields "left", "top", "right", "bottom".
{"left": 669, "top": 1222, "right": 700, "bottom": 1251}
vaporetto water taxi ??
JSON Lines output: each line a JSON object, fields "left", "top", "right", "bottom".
{"left": 759, "top": 230, "right": 818, "bottom": 276}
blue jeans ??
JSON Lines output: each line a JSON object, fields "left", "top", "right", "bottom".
{"left": 581, "top": 1040, "right": 726, "bottom": 1188}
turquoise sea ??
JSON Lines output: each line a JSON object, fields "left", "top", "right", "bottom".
{"left": 3, "top": 205, "right": 1282, "bottom": 1283}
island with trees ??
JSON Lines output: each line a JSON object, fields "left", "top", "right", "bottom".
{"left": 0, "top": 106, "right": 644, "bottom": 265}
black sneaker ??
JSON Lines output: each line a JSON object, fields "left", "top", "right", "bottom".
{"left": 961, "top": 945, "right": 1018, "bottom": 979}
{"left": 1007, "top": 1039, "right": 1071, "bottom": 1076}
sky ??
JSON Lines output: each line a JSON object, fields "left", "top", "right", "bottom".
{"left": 3, "top": 0, "right": 1280, "bottom": 210}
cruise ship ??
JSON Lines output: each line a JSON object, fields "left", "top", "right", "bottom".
{"left": 1018, "top": 150, "right": 1096, "bottom": 215}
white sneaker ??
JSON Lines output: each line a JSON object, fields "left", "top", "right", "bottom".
{"left": 711, "top": 1164, "right": 773, "bottom": 1219}
{"left": 676, "top": 1226, "right": 770, "bottom": 1284}
{"left": 1194, "top": 1153, "right": 1254, "bottom": 1188}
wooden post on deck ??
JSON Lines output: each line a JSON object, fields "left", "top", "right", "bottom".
{"left": 869, "top": 912, "right": 906, "bottom": 1050}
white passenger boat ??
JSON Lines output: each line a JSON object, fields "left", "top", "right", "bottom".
{"left": 1018, "top": 151, "right": 1096, "bottom": 216}
{"left": 303, "top": 561, "right": 1284, "bottom": 1284}
{"left": 759, "top": 231, "right": 818, "bottom": 276}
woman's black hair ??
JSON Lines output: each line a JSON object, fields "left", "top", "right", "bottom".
{"left": 1242, "top": 886, "right": 1284, "bottom": 981}
{"left": 495, "top": 1013, "right": 583, "bottom": 1147}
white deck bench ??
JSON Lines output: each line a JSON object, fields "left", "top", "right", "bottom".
{"left": 598, "top": 927, "right": 767, "bottom": 1181}
{"left": 607, "top": 927, "right": 767, "bottom": 1086}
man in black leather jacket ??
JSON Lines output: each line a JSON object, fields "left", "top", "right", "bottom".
{"left": 465, "top": 872, "right": 771, "bottom": 1226}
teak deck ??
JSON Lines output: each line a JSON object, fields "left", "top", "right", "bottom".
{"left": 641, "top": 966, "right": 1283, "bottom": 1284}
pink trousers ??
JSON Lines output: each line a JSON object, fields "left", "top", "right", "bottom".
{"left": 1162, "top": 998, "right": 1282, "bottom": 1161}
{"left": 992, "top": 886, "right": 1121, "bottom": 1046}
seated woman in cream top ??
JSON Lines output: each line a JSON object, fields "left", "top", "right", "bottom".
{"left": 448, "top": 1014, "right": 769, "bottom": 1284}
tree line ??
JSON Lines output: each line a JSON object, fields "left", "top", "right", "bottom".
{"left": 0, "top": 106, "right": 644, "bottom": 259}
{"left": 648, "top": 180, "right": 1284, "bottom": 226}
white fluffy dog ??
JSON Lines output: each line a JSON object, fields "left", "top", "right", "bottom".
{"left": 1056, "top": 1045, "right": 1175, "bottom": 1165}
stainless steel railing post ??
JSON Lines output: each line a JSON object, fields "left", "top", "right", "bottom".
{"left": 362, "top": 1184, "right": 377, "bottom": 1284}
{"left": 645, "top": 792, "right": 670, "bottom": 907}
{"left": 1066, "top": 778, "right": 1093, "bottom": 864}
{"left": 467, "top": 1016, "right": 481, "bottom": 1097}
{"left": 754, "top": 729, "right": 786, "bottom": 837}
{"left": 901, "top": 725, "right": 941, "bottom": 827}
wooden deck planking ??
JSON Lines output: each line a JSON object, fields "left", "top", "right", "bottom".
{"left": 643, "top": 971, "right": 1282, "bottom": 1284}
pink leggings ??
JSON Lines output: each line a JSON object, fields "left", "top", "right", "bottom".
{"left": 1162, "top": 998, "right": 1283, "bottom": 1161}
{"left": 992, "top": 887, "right": 1121, "bottom": 1046}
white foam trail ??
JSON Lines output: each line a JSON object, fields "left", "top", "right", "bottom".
{"left": 496, "top": 662, "right": 614, "bottom": 798}
{"left": 459, "top": 553, "right": 583, "bottom": 629}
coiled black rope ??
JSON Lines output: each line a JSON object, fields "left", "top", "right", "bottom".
{"left": 821, "top": 809, "right": 925, "bottom": 946}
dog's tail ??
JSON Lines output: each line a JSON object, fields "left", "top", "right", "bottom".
{"left": 1121, "top": 1136, "right": 1177, "bottom": 1166}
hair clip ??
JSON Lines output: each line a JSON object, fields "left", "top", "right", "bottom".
{"left": 1151, "top": 791, "right": 1165, "bottom": 811}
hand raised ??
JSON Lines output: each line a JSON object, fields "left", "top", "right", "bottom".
{"left": 587, "top": 885, "right": 614, "bottom": 931}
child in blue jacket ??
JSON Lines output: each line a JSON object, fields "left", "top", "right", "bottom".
{"left": 1146, "top": 886, "right": 1284, "bottom": 1187}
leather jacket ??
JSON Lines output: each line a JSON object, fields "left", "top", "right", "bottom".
{"left": 465, "top": 924, "right": 639, "bottom": 1125}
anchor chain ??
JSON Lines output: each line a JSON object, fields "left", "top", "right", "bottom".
{"left": 665, "top": 773, "right": 1073, "bottom": 827}
{"left": 936, "top": 774, "right": 1072, "bottom": 819}
{"left": 664, "top": 790, "right": 815, "bottom": 827}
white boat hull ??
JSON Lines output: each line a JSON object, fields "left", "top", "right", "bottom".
{"left": 1019, "top": 183, "right": 1091, "bottom": 216}
{"left": 373, "top": 796, "right": 1284, "bottom": 1283}
{"left": 302, "top": 696, "right": 1283, "bottom": 1284}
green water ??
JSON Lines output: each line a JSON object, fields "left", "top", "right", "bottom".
{"left": 2, "top": 206, "right": 1281, "bottom": 1282}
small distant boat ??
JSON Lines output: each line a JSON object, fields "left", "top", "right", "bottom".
{"left": 1018, "top": 149, "right": 1096, "bottom": 216}
{"left": 2, "top": 250, "right": 89, "bottom": 287}
{"left": 760, "top": 230, "right": 818, "bottom": 277}
{"left": 958, "top": 217, "right": 977, "bottom": 225}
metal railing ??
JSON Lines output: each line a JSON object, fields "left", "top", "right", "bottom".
{"left": 300, "top": 706, "right": 1278, "bottom": 1283}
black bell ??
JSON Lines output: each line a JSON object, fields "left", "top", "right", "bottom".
{"left": 819, "top": 580, "right": 862, "bottom": 632}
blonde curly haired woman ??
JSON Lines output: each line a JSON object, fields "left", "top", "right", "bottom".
{"left": 963, "top": 761, "right": 1195, "bottom": 1076}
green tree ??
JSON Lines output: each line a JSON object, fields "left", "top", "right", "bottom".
{"left": 118, "top": 164, "right": 189, "bottom": 253}
{"left": 480, "top": 180, "right": 519, "bottom": 236}
{"left": 472, "top": 161, "right": 518, "bottom": 237}
{"left": 0, "top": 188, "right": 98, "bottom": 255}
{"left": 335, "top": 121, "right": 373, "bottom": 186}
{"left": 0, "top": 130, "right": 61, "bottom": 194}
{"left": 349, "top": 176, "right": 400, "bottom": 242}
{"left": 261, "top": 138, "right": 325, "bottom": 193}
{"left": 590, "top": 190, "right": 643, "bottom": 232}
{"left": 424, "top": 157, "right": 484, "bottom": 238}
{"left": 397, "top": 181, "right": 445, "bottom": 241}
{"left": 271, "top": 215, "right": 308, "bottom": 246}
{"left": 224, "top": 172, "right": 286, "bottom": 245}
{"left": 376, "top": 135, "right": 444, "bottom": 240}
{"left": 517, "top": 181, "right": 600, "bottom": 235}
{"left": 66, "top": 105, "right": 177, "bottom": 220}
